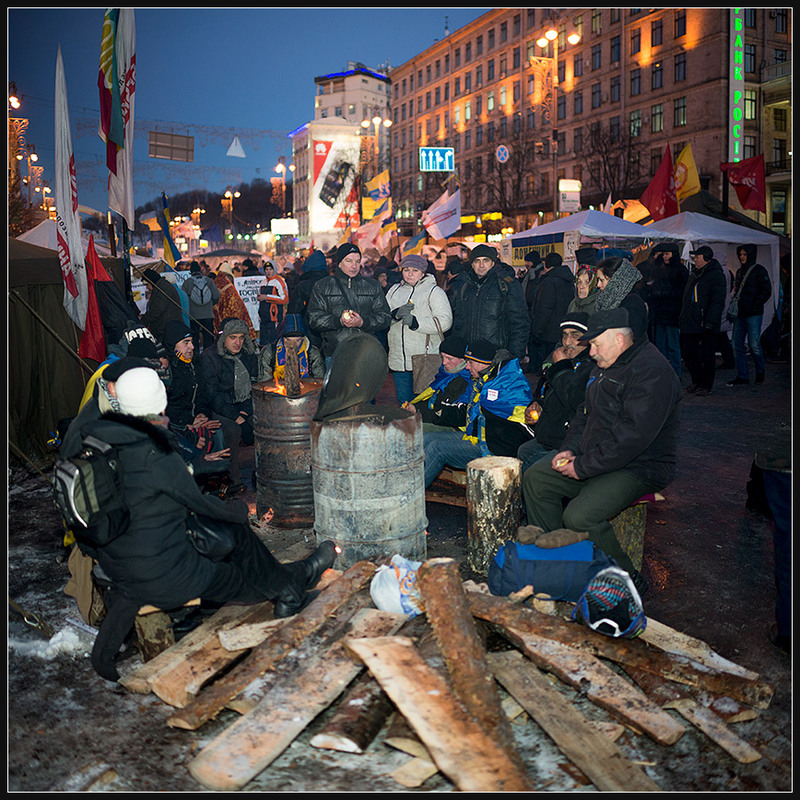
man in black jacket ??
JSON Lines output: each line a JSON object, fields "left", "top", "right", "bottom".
{"left": 727, "top": 243, "right": 773, "bottom": 386}
{"left": 528, "top": 252, "right": 575, "bottom": 373}
{"left": 679, "top": 246, "right": 728, "bottom": 396}
{"left": 448, "top": 244, "right": 530, "bottom": 362}
{"left": 522, "top": 307, "right": 682, "bottom": 588}
{"left": 80, "top": 366, "right": 336, "bottom": 681}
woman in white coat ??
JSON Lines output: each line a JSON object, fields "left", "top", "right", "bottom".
{"left": 386, "top": 253, "right": 453, "bottom": 404}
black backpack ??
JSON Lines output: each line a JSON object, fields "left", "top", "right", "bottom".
{"left": 189, "top": 276, "right": 211, "bottom": 306}
{"left": 52, "top": 435, "right": 131, "bottom": 556}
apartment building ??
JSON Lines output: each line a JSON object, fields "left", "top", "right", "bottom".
{"left": 387, "top": 8, "right": 791, "bottom": 240}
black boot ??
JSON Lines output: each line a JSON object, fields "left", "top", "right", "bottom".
{"left": 273, "top": 589, "right": 320, "bottom": 619}
{"left": 297, "top": 540, "right": 337, "bottom": 590}
{"left": 90, "top": 588, "right": 140, "bottom": 682}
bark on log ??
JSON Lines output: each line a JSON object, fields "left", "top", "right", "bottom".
{"left": 283, "top": 337, "right": 302, "bottom": 397}
{"left": 133, "top": 611, "right": 175, "bottom": 662}
{"left": 416, "top": 557, "right": 527, "bottom": 776}
{"left": 466, "top": 456, "right": 521, "bottom": 575}
{"left": 468, "top": 591, "right": 774, "bottom": 710}
{"left": 168, "top": 561, "right": 377, "bottom": 730}
{"left": 344, "top": 636, "right": 534, "bottom": 792}
{"left": 488, "top": 650, "right": 662, "bottom": 792}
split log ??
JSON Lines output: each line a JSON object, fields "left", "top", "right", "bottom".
{"left": 133, "top": 611, "right": 174, "bottom": 661}
{"left": 119, "top": 602, "right": 272, "bottom": 697}
{"left": 389, "top": 756, "right": 439, "bottom": 788}
{"left": 416, "top": 557, "right": 528, "bottom": 779}
{"left": 217, "top": 618, "right": 285, "bottom": 651}
{"left": 188, "top": 608, "right": 405, "bottom": 791}
{"left": 468, "top": 591, "right": 774, "bottom": 710}
{"left": 466, "top": 456, "right": 521, "bottom": 575}
{"left": 308, "top": 671, "right": 395, "bottom": 754}
{"left": 282, "top": 337, "right": 302, "bottom": 397}
{"left": 624, "top": 666, "right": 762, "bottom": 764}
{"left": 344, "top": 636, "right": 534, "bottom": 793}
{"left": 488, "top": 650, "right": 662, "bottom": 792}
{"left": 168, "top": 560, "right": 376, "bottom": 731}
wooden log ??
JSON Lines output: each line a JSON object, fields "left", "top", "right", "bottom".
{"left": 624, "top": 666, "right": 763, "bottom": 763}
{"left": 133, "top": 610, "right": 174, "bottom": 661}
{"left": 609, "top": 503, "right": 646, "bottom": 571}
{"left": 308, "top": 671, "right": 395, "bottom": 754}
{"left": 488, "top": 650, "right": 662, "bottom": 792}
{"left": 217, "top": 618, "right": 285, "bottom": 651}
{"left": 424, "top": 490, "right": 467, "bottom": 508}
{"left": 468, "top": 591, "right": 774, "bottom": 710}
{"left": 344, "top": 636, "right": 534, "bottom": 793}
{"left": 416, "top": 557, "right": 527, "bottom": 777}
{"left": 188, "top": 609, "right": 405, "bottom": 791}
{"left": 119, "top": 602, "right": 272, "bottom": 697}
{"left": 389, "top": 756, "right": 439, "bottom": 788}
{"left": 465, "top": 456, "right": 522, "bottom": 575}
{"left": 168, "top": 560, "right": 376, "bottom": 731}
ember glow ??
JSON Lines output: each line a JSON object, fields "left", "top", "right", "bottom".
{"left": 334, "top": 545, "right": 342, "bottom": 554}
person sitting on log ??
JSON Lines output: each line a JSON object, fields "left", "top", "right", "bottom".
{"left": 422, "top": 339, "right": 533, "bottom": 487}
{"left": 522, "top": 307, "right": 682, "bottom": 593}
{"left": 257, "top": 313, "right": 325, "bottom": 383}
{"left": 81, "top": 366, "right": 337, "bottom": 682}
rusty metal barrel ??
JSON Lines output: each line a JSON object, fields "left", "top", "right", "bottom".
{"left": 252, "top": 378, "right": 324, "bottom": 528}
{"left": 310, "top": 404, "right": 427, "bottom": 569}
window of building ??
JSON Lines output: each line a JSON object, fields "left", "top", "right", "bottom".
{"left": 592, "top": 82, "right": 601, "bottom": 109}
{"left": 775, "top": 9, "right": 788, "bottom": 33}
{"left": 557, "top": 93, "right": 566, "bottom": 120}
{"left": 513, "top": 14, "right": 521, "bottom": 36}
{"left": 435, "top": 87, "right": 440, "bottom": 105}
{"left": 465, "top": 72, "right": 472, "bottom": 91}
{"left": 574, "top": 89, "right": 583, "bottom": 114}
{"left": 744, "top": 9, "right": 756, "bottom": 28}
{"left": 631, "top": 67, "right": 641, "bottom": 96}
{"left": 500, "top": 54, "right": 507, "bottom": 76}
{"left": 465, "top": 99, "right": 471, "bottom": 121}
{"left": 454, "top": 48, "right": 460, "bottom": 68}
{"left": 417, "top": 97, "right": 422, "bottom": 114}
{"left": 418, "top": 70, "right": 423, "bottom": 86}
{"left": 527, "top": 9, "right": 535, "bottom": 29}
{"left": 513, "top": 113, "right": 521, "bottom": 134}
{"left": 476, "top": 124, "right": 483, "bottom": 146}
{"left": 675, "top": 9, "right": 686, "bottom": 38}
{"left": 574, "top": 14, "right": 584, "bottom": 40}
{"left": 488, "top": 120, "right": 495, "bottom": 142}
{"left": 454, "top": 107, "right": 461, "bottom": 126}
{"left": 558, "top": 60, "right": 566, "bottom": 83}
{"left": 771, "top": 188, "right": 787, "bottom": 234}
{"left": 592, "top": 44, "right": 602, "bottom": 70}
{"left": 652, "top": 62, "right": 663, "bottom": 90}
{"left": 774, "top": 107, "right": 787, "bottom": 131}
{"left": 773, "top": 137, "right": 787, "bottom": 164}
{"left": 527, "top": 39, "right": 537, "bottom": 61}
{"left": 651, "top": 103, "right": 663, "bottom": 133}
{"left": 611, "top": 35, "right": 620, "bottom": 63}
{"left": 611, "top": 76, "right": 620, "bottom": 103}
{"left": 574, "top": 127, "right": 583, "bottom": 152}
{"left": 453, "top": 133, "right": 460, "bottom": 154}
{"left": 743, "top": 135, "right": 757, "bottom": 160}
{"left": 426, "top": 65, "right": 432, "bottom": 84}
{"left": 500, "top": 117, "right": 507, "bottom": 138}
{"left": 488, "top": 29, "right": 495, "bottom": 49}
{"left": 745, "top": 89, "right": 757, "bottom": 120}
{"left": 476, "top": 35, "right": 483, "bottom": 56}
{"left": 479, "top": 64, "right": 485, "bottom": 84}
{"left": 673, "top": 96, "right": 687, "bottom": 127}
{"left": 610, "top": 8, "right": 620, "bottom": 24}
{"left": 334, "top": 107, "right": 343, "bottom": 117}
{"left": 444, "top": 82, "right": 449, "bottom": 101}
{"left": 651, "top": 18, "right": 663, "bottom": 46}
{"left": 513, "top": 80, "right": 520, "bottom": 102}
{"left": 610, "top": 116, "right": 621, "bottom": 141}
{"left": 527, "top": 108, "right": 535, "bottom": 129}
{"left": 445, "top": 54, "right": 450, "bottom": 73}
{"left": 650, "top": 148, "right": 662, "bottom": 174}
{"left": 574, "top": 53, "right": 583, "bottom": 77}
{"left": 465, "top": 42, "right": 472, "bottom": 61}
{"left": 487, "top": 90, "right": 494, "bottom": 111}
{"left": 630, "top": 109, "right": 642, "bottom": 137}
{"left": 426, "top": 92, "right": 432, "bottom": 109}
{"left": 500, "top": 86, "right": 507, "bottom": 106}
{"left": 592, "top": 10, "right": 601, "bottom": 34}
{"left": 500, "top": 21, "right": 507, "bottom": 42}
{"left": 675, "top": 52, "right": 686, "bottom": 82}
{"left": 744, "top": 44, "right": 756, "bottom": 73}
{"left": 476, "top": 96, "right": 482, "bottom": 114}
{"left": 775, "top": 49, "right": 787, "bottom": 64}
{"left": 513, "top": 47, "right": 521, "bottom": 69}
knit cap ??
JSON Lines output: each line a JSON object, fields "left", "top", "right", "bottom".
{"left": 115, "top": 367, "right": 167, "bottom": 417}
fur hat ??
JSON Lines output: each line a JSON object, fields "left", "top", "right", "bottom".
{"left": 115, "top": 367, "right": 167, "bottom": 417}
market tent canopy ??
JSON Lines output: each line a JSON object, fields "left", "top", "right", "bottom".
{"left": 502, "top": 209, "right": 661, "bottom": 267}
{"left": 645, "top": 211, "right": 781, "bottom": 331}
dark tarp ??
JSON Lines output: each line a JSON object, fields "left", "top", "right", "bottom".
{"left": 8, "top": 238, "right": 134, "bottom": 458}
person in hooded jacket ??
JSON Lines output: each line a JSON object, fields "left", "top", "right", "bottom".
{"left": 197, "top": 317, "right": 260, "bottom": 446}
{"left": 257, "top": 313, "right": 325, "bottom": 382}
{"left": 727, "top": 243, "right": 773, "bottom": 386}
{"left": 593, "top": 256, "right": 650, "bottom": 343}
{"left": 679, "top": 246, "right": 728, "bottom": 396}
{"left": 306, "top": 243, "right": 391, "bottom": 362}
{"left": 385, "top": 253, "right": 453, "bottom": 404}
{"left": 528, "top": 252, "right": 576, "bottom": 373}
{"left": 79, "top": 367, "right": 337, "bottom": 682}
{"left": 140, "top": 268, "right": 183, "bottom": 344}
{"left": 447, "top": 244, "right": 530, "bottom": 362}
{"left": 287, "top": 249, "right": 329, "bottom": 349}
{"left": 181, "top": 261, "right": 220, "bottom": 352}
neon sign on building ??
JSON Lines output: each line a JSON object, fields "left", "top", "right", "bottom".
{"left": 728, "top": 9, "right": 746, "bottom": 163}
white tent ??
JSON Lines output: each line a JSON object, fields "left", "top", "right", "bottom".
{"left": 645, "top": 212, "right": 781, "bottom": 331}
{"left": 502, "top": 209, "right": 658, "bottom": 268}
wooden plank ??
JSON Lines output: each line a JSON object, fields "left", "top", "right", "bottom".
{"left": 488, "top": 650, "right": 662, "bottom": 792}
{"left": 168, "top": 561, "right": 376, "bottom": 731}
{"left": 416, "top": 557, "right": 528, "bottom": 778}
{"left": 424, "top": 491, "right": 467, "bottom": 507}
{"left": 188, "top": 609, "right": 404, "bottom": 791}
{"left": 217, "top": 618, "right": 285, "bottom": 651}
{"left": 390, "top": 756, "right": 439, "bottom": 788}
{"left": 468, "top": 591, "right": 774, "bottom": 710}
{"left": 344, "top": 636, "right": 534, "bottom": 793}
{"left": 118, "top": 602, "right": 270, "bottom": 696}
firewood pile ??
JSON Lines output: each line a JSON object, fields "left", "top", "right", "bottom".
{"left": 118, "top": 558, "right": 774, "bottom": 792}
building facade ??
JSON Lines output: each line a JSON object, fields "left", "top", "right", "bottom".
{"left": 387, "top": 8, "right": 791, "bottom": 241}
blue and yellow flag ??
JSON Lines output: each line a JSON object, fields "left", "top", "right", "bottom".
{"left": 366, "top": 169, "right": 391, "bottom": 202}
{"left": 403, "top": 230, "right": 426, "bottom": 255}
{"left": 158, "top": 192, "right": 182, "bottom": 268}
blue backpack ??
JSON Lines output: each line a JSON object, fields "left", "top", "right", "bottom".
{"left": 488, "top": 539, "right": 617, "bottom": 602}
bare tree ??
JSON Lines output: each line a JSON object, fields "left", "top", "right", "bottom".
{"left": 580, "top": 120, "right": 643, "bottom": 203}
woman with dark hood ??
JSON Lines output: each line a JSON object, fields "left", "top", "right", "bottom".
{"left": 593, "top": 256, "right": 650, "bottom": 343}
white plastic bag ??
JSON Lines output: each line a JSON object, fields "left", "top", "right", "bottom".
{"left": 369, "top": 554, "right": 424, "bottom": 617}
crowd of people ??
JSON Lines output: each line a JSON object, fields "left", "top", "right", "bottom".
{"left": 59, "top": 236, "right": 778, "bottom": 679}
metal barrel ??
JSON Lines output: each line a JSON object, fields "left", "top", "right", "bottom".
{"left": 252, "top": 379, "right": 324, "bottom": 528}
{"left": 310, "top": 404, "right": 427, "bottom": 570}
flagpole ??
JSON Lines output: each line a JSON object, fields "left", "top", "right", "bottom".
{"left": 121, "top": 219, "right": 134, "bottom": 305}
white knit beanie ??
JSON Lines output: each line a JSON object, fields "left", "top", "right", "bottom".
{"left": 115, "top": 367, "right": 167, "bottom": 417}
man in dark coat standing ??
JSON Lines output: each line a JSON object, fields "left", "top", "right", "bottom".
{"left": 287, "top": 250, "right": 329, "bottom": 349}
{"left": 679, "top": 246, "right": 728, "bottom": 396}
{"left": 140, "top": 268, "right": 183, "bottom": 345}
{"left": 447, "top": 244, "right": 530, "bottom": 362}
{"left": 528, "top": 252, "right": 575, "bottom": 373}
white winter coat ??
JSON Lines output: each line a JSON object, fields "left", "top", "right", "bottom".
{"left": 386, "top": 274, "right": 453, "bottom": 372}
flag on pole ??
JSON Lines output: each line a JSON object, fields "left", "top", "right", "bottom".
{"left": 337, "top": 225, "right": 354, "bottom": 246}
{"left": 640, "top": 146, "right": 679, "bottom": 221}
{"left": 54, "top": 45, "right": 89, "bottom": 330}
{"left": 402, "top": 230, "right": 426, "bottom": 255}
{"left": 602, "top": 192, "right": 613, "bottom": 214}
{"left": 674, "top": 144, "right": 701, "bottom": 205}
{"left": 98, "top": 8, "right": 136, "bottom": 229}
{"left": 158, "top": 192, "right": 182, "bottom": 268}
{"left": 365, "top": 169, "right": 391, "bottom": 201}
{"left": 421, "top": 188, "right": 462, "bottom": 240}
{"left": 720, "top": 154, "right": 767, "bottom": 213}
{"left": 78, "top": 235, "right": 109, "bottom": 362}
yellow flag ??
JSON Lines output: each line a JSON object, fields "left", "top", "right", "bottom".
{"left": 674, "top": 144, "right": 701, "bottom": 204}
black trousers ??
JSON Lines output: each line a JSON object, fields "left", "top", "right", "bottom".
{"left": 681, "top": 330, "right": 717, "bottom": 390}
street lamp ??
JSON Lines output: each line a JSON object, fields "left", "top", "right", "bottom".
{"left": 274, "top": 157, "right": 295, "bottom": 215}
{"left": 360, "top": 114, "right": 392, "bottom": 174}
{"left": 536, "top": 23, "right": 581, "bottom": 220}
{"left": 16, "top": 143, "right": 38, "bottom": 205}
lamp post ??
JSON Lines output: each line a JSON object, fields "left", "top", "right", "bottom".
{"left": 274, "top": 156, "right": 295, "bottom": 215}
{"left": 222, "top": 188, "right": 240, "bottom": 242}
{"left": 536, "top": 24, "right": 580, "bottom": 220}
{"left": 360, "top": 115, "right": 392, "bottom": 176}
{"left": 16, "top": 143, "right": 38, "bottom": 205}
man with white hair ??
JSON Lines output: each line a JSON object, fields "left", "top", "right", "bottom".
{"left": 522, "top": 307, "right": 682, "bottom": 591}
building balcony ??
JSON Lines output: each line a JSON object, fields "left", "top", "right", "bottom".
{"left": 765, "top": 158, "right": 791, "bottom": 177}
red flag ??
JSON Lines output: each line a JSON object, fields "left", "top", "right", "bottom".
{"left": 78, "top": 236, "right": 108, "bottom": 363}
{"left": 640, "top": 145, "right": 679, "bottom": 221}
{"left": 720, "top": 154, "right": 767, "bottom": 213}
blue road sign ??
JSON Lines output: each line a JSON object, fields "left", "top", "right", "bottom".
{"left": 496, "top": 145, "right": 510, "bottom": 163}
{"left": 419, "top": 147, "right": 455, "bottom": 172}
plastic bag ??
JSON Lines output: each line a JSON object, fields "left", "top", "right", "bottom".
{"left": 369, "top": 554, "right": 424, "bottom": 617}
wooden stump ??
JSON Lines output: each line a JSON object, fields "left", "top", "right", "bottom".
{"left": 466, "top": 456, "right": 521, "bottom": 575}
{"left": 610, "top": 503, "right": 646, "bottom": 571}
{"left": 134, "top": 611, "right": 175, "bottom": 662}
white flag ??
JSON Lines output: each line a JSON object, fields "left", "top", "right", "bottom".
{"left": 602, "top": 192, "right": 613, "bottom": 214}
{"left": 54, "top": 45, "right": 88, "bottom": 329}
{"left": 421, "top": 188, "right": 461, "bottom": 240}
